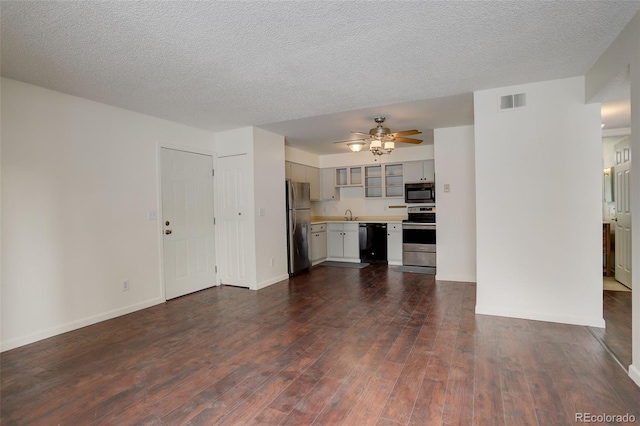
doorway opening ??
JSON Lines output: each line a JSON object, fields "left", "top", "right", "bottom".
{"left": 594, "top": 66, "right": 632, "bottom": 370}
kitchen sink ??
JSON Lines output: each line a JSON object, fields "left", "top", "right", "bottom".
{"left": 344, "top": 217, "right": 359, "bottom": 221}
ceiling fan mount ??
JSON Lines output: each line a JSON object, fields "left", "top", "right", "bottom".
{"left": 370, "top": 116, "right": 391, "bottom": 139}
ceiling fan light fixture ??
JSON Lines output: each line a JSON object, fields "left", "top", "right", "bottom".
{"left": 337, "top": 116, "right": 422, "bottom": 158}
{"left": 347, "top": 142, "right": 364, "bottom": 152}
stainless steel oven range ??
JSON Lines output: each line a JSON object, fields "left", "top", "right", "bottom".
{"left": 402, "top": 206, "right": 436, "bottom": 270}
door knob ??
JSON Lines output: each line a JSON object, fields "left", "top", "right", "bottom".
{"left": 612, "top": 217, "right": 618, "bottom": 222}
{"left": 165, "top": 221, "right": 170, "bottom": 226}
{"left": 165, "top": 230, "right": 172, "bottom": 235}
{"left": 238, "top": 212, "right": 242, "bottom": 216}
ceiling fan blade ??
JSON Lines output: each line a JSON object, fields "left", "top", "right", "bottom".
{"left": 332, "top": 138, "right": 368, "bottom": 144}
{"left": 351, "top": 131, "right": 373, "bottom": 136}
{"left": 393, "top": 137, "right": 423, "bottom": 144}
{"left": 390, "top": 129, "right": 421, "bottom": 137}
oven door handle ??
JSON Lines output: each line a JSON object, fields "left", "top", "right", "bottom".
{"left": 403, "top": 224, "right": 436, "bottom": 230}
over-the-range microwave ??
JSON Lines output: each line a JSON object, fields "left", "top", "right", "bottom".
{"left": 405, "top": 182, "right": 435, "bottom": 204}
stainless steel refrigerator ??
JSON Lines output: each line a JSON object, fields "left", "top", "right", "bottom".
{"left": 286, "top": 181, "right": 311, "bottom": 275}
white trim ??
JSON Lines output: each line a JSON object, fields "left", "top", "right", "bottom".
{"left": 156, "top": 142, "right": 219, "bottom": 302}
{"left": 157, "top": 141, "right": 216, "bottom": 157}
{"left": 629, "top": 364, "right": 640, "bottom": 388}
{"left": 602, "top": 127, "right": 631, "bottom": 137}
{"left": 435, "top": 274, "right": 477, "bottom": 282}
{"left": 475, "top": 306, "right": 606, "bottom": 328}
{"left": 326, "top": 257, "right": 361, "bottom": 263}
{"left": 254, "top": 274, "right": 290, "bottom": 291}
{"left": 0, "top": 298, "right": 164, "bottom": 352}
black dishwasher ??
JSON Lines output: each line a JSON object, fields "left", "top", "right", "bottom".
{"left": 359, "top": 223, "right": 388, "bottom": 264}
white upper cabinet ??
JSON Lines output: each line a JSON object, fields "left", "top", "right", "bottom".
{"left": 286, "top": 161, "right": 320, "bottom": 201}
{"left": 403, "top": 160, "right": 435, "bottom": 183}
{"left": 384, "top": 163, "right": 403, "bottom": 197}
{"left": 290, "top": 162, "right": 306, "bottom": 183}
{"left": 335, "top": 166, "right": 363, "bottom": 186}
{"left": 364, "top": 163, "right": 404, "bottom": 198}
{"left": 321, "top": 168, "right": 340, "bottom": 200}
{"left": 307, "top": 167, "right": 320, "bottom": 200}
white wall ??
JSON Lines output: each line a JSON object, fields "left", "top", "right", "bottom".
{"left": 474, "top": 76, "right": 604, "bottom": 327}
{"left": 214, "top": 126, "right": 288, "bottom": 290}
{"left": 319, "top": 144, "right": 434, "bottom": 168}
{"left": 284, "top": 146, "right": 320, "bottom": 167}
{"left": 311, "top": 187, "right": 409, "bottom": 218}
{"left": 587, "top": 10, "right": 640, "bottom": 387}
{"left": 434, "top": 126, "right": 476, "bottom": 283}
{"left": 253, "top": 128, "right": 288, "bottom": 289}
{"left": 1, "top": 78, "right": 216, "bottom": 351}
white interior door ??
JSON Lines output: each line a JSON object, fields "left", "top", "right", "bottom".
{"left": 161, "top": 148, "right": 216, "bottom": 299}
{"left": 614, "top": 139, "right": 632, "bottom": 288}
{"left": 217, "top": 154, "right": 250, "bottom": 287}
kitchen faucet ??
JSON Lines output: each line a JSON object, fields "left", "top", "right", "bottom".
{"left": 345, "top": 209, "right": 353, "bottom": 221}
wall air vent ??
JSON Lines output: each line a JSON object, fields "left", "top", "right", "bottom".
{"left": 499, "top": 93, "right": 527, "bottom": 110}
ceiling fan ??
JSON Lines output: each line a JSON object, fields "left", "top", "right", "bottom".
{"left": 333, "top": 117, "right": 422, "bottom": 157}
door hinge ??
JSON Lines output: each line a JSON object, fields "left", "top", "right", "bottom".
{"left": 212, "top": 169, "right": 215, "bottom": 176}
{"left": 214, "top": 217, "right": 216, "bottom": 225}
{"left": 215, "top": 266, "right": 218, "bottom": 273}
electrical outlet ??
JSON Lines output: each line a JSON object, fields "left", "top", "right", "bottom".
{"left": 444, "top": 184, "right": 451, "bottom": 193}
{"left": 123, "top": 280, "right": 130, "bottom": 291}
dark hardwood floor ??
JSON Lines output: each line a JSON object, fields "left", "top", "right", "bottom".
{"left": 590, "top": 289, "right": 633, "bottom": 369}
{"left": 2, "top": 264, "right": 639, "bottom": 425}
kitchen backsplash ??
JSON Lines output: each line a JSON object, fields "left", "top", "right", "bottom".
{"left": 311, "top": 186, "right": 408, "bottom": 218}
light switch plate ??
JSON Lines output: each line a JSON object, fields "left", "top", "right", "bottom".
{"left": 259, "top": 207, "right": 266, "bottom": 217}
{"left": 147, "top": 210, "right": 158, "bottom": 220}
{"left": 444, "top": 184, "right": 451, "bottom": 193}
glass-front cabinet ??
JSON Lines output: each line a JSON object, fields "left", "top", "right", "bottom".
{"left": 364, "top": 163, "right": 403, "bottom": 198}
{"left": 384, "top": 163, "right": 403, "bottom": 197}
{"left": 364, "top": 165, "right": 382, "bottom": 198}
{"left": 335, "top": 166, "right": 363, "bottom": 186}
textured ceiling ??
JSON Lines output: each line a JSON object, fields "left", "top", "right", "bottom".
{"left": 2, "top": 1, "right": 639, "bottom": 155}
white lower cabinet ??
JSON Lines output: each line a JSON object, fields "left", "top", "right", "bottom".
{"left": 310, "top": 223, "right": 327, "bottom": 265}
{"left": 387, "top": 223, "right": 402, "bottom": 265}
{"left": 327, "top": 223, "right": 360, "bottom": 262}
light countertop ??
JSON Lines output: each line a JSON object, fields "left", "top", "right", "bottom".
{"left": 311, "top": 216, "right": 404, "bottom": 225}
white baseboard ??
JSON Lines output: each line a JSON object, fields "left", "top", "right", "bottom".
{"left": 326, "top": 257, "right": 361, "bottom": 263}
{"left": 254, "top": 274, "right": 289, "bottom": 290}
{"left": 0, "top": 297, "right": 165, "bottom": 352}
{"left": 475, "top": 305, "right": 606, "bottom": 328}
{"left": 629, "top": 364, "right": 640, "bottom": 388}
{"left": 435, "top": 274, "right": 477, "bottom": 283}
